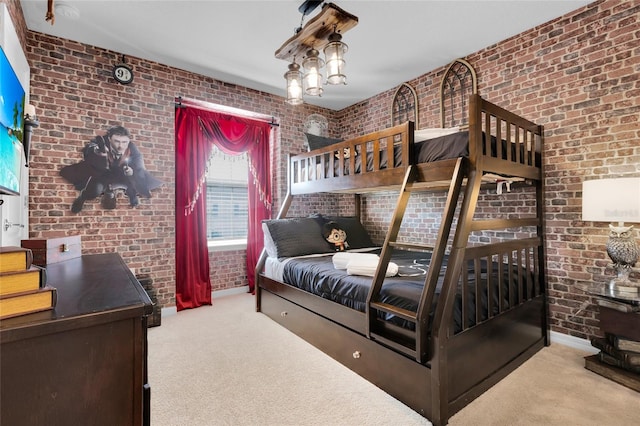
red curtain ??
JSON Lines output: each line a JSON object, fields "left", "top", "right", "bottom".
{"left": 175, "top": 100, "right": 272, "bottom": 310}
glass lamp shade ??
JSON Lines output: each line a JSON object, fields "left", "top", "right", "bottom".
{"left": 302, "top": 48, "right": 324, "bottom": 97}
{"left": 284, "top": 63, "right": 303, "bottom": 105}
{"left": 324, "top": 32, "right": 347, "bottom": 85}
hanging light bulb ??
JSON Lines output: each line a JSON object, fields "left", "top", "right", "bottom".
{"left": 324, "top": 27, "right": 347, "bottom": 85}
{"left": 302, "top": 48, "right": 324, "bottom": 96}
{"left": 284, "top": 62, "right": 303, "bottom": 105}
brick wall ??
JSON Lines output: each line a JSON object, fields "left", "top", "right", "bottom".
{"left": 338, "top": 0, "right": 640, "bottom": 341}
{"left": 210, "top": 249, "right": 248, "bottom": 292}
{"left": 1, "top": 0, "right": 26, "bottom": 48}
{"left": 15, "top": 0, "right": 640, "bottom": 343}
{"left": 23, "top": 24, "right": 337, "bottom": 307}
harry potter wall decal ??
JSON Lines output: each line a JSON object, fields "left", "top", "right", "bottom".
{"left": 60, "top": 125, "right": 163, "bottom": 213}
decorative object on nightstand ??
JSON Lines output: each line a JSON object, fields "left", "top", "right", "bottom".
{"left": 577, "top": 282, "right": 640, "bottom": 392}
{"left": 582, "top": 177, "right": 640, "bottom": 293}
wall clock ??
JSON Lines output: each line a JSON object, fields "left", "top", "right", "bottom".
{"left": 113, "top": 63, "right": 134, "bottom": 85}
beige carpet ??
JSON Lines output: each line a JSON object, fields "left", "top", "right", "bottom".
{"left": 148, "top": 294, "right": 639, "bottom": 425}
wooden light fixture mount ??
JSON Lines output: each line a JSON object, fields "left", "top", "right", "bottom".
{"left": 275, "top": 2, "right": 358, "bottom": 64}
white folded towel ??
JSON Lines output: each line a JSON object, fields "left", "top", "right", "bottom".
{"left": 332, "top": 252, "right": 379, "bottom": 270}
{"left": 347, "top": 259, "right": 399, "bottom": 277}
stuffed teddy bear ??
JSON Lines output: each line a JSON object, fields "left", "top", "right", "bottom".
{"left": 323, "top": 221, "right": 349, "bottom": 252}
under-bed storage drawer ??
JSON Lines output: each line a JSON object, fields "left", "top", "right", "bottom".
{"left": 260, "top": 289, "right": 433, "bottom": 418}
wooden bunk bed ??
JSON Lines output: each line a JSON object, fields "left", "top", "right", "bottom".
{"left": 255, "top": 93, "right": 548, "bottom": 426}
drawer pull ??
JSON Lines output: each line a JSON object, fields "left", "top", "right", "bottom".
{"left": 280, "top": 311, "right": 288, "bottom": 317}
{"left": 353, "top": 351, "right": 361, "bottom": 359}
{"left": 61, "top": 244, "right": 69, "bottom": 252}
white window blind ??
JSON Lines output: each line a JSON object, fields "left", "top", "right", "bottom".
{"left": 205, "top": 146, "right": 248, "bottom": 241}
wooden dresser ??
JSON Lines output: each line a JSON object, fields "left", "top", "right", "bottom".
{"left": 0, "top": 253, "right": 153, "bottom": 426}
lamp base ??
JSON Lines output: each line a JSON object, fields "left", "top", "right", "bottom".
{"left": 609, "top": 266, "right": 640, "bottom": 293}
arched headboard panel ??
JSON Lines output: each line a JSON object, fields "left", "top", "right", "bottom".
{"left": 391, "top": 83, "right": 418, "bottom": 127}
{"left": 440, "top": 58, "right": 477, "bottom": 129}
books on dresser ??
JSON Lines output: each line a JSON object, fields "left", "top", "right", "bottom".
{"left": 0, "top": 286, "right": 58, "bottom": 319}
{"left": 0, "top": 246, "right": 34, "bottom": 273}
{"left": 0, "top": 265, "right": 47, "bottom": 296}
{"left": 0, "top": 245, "right": 56, "bottom": 319}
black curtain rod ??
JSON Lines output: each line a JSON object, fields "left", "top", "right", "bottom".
{"left": 175, "top": 95, "right": 279, "bottom": 127}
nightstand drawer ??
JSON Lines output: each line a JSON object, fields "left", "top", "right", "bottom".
{"left": 599, "top": 306, "right": 640, "bottom": 341}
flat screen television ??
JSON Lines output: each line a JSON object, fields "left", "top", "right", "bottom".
{"left": 0, "top": 45, "right": 25, "bottom": 195}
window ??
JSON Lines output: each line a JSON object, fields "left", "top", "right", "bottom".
{"left": 205, "top": 146, "right": 248, "bottom": 246}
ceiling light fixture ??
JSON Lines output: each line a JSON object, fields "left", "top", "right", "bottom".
{"left": 302, "top": 48, "right": 324, "bottom": 97}
{"left": 285, "top": 62, "right": 304, "bottom": 105}
{"left": 324, "top": 26, "right": 348, "bottom": 85}
{"left": 276, "top": 2, "right": 358, "bottom": 105}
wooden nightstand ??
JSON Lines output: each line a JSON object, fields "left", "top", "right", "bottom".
{"left": 576, "top": 283, "right": 640, "bottom": 392}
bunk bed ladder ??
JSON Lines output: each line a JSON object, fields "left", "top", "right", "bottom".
{"left": 366, "top": 159, "right": 468, "bottom": 363}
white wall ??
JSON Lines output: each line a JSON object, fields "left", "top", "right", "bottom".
{"left": 0, "top": 4, "right": 30, "bottom": 246}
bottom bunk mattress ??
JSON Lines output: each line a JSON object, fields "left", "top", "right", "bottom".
{"left": 264, "top": 248, "right": 527, "bottom": 334}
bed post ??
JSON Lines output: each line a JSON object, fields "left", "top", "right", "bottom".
{"left": 430, "top": 96, "right": 484, "bottom": 424}
{"left": 430, "top": 169, "right": 483, "bottom": 425}
{"left": 535, "top": 125, "right": 550, "bottom": 345}
{"left": 467, "top": 94, "right": 482, "bottom": 169}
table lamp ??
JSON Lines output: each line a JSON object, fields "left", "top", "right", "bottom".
{"left": 582, "top": 177, "right": 640, "bottom": 292}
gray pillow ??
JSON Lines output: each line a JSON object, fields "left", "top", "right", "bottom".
{"left": 305, "top": 133, "right": 343, "bottom": 151}
{"left": 262, "top": 217, "right": 332, "bottom": 258}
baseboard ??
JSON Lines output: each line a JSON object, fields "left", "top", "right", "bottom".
{"left": 550, "top": 330, "right": 598, "bottom": 354}
{"left": 161, "top": 305, "right": 177, "bottom": 317}
{"left": 212, "top": 286, "right": 250, "bottom": 299}
{"left": 160, "top": 286, "right": 250, "bottom": 318}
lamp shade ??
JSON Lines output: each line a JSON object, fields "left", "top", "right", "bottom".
{"left": 324, "top": 31, "right": 347, "bottom": 85}
{"left": 284, "top": 62, "right": 303, "bottom": 105}
{"left": 302, "top": 48, "right": 324, "bottom": 96}
{"left": 582, "top": 177, "right": 640, "bottom": 224}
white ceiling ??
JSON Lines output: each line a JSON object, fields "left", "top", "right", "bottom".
{"left": 20, "top": 0, "right": 592, "bottom": 111}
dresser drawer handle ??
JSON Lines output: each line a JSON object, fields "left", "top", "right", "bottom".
{"left": 280, "top": 311, "right": 288, "bottom": 317}
{"left": 353, "top": 351, "right": 361, "bottom": 359}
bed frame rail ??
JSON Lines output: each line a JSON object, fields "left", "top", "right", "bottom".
{"left": 469, "top": 94, "right": 543, "bottom": 181}
{"left": 290, "top": 122, "right": 414, "bottom": 194}
{"left": 458, "top": 237, "right": 543, "bottom": 331}
{"left": 288, "top": 95, "right": 543, "bottom": 197}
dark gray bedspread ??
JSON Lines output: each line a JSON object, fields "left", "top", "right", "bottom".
{"left": 281, "top": 249, "right": 525, "bottom": 333}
